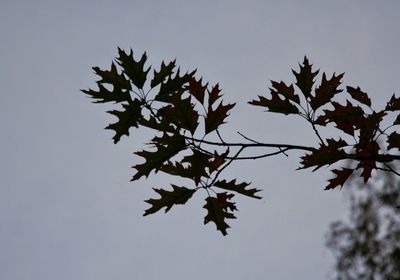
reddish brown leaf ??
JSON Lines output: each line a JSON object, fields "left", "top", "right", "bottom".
{"left": 299, "top": 138, "right": 348, "bottom": 171}
{"left": 182, "top": 149, "right": 212, "bottom": 185}
{"left": 208, "top": 149, "right": 229, "bottom": 173}
{"left": 310, "top": 73, "right": 344, "bottom": 110}
{"left": 217, "top": 192, "right": 237, "bottom": 212}
{"left": 214, "top": 179, "right": 261, "bottom": 199}
{"left": 205, "top": 101, "right": 235, "bottom": 134}
{"left": 394, "top": 114, "right": 400, "bottom": 125}
{"left": 356, "top": 141, "right": 380, "bottom": 182}
{"left": 357, "top": 111, "right": 386, "bottom": 148}
{"left": 346, "top": 86, "right": 371, "bottom": 107}
{"left": 249, "top": 94, "right": 300, "bottom": 115}
{"left": 132, "top": 133, "right": 186, "bottom": 181}
{"left": 386, "top": 94, "right": 400, "bottom": 111}
{"left": 187, "top": 76, "right": 207, "bottom": 104}
{"left": 208, "top": 83, "right": 222, "bottom": 106}
{"left": 316, "top": 100, "right": 365, "bottom": 135}
{"left": 203, "top": 196, "right": 236, "bottom": 236}
{"left": 388, "top": 132, "right": 400, "bottom": 151}
{"left": 325, "top": 168, "right": 353, "bottom": 190}
{"left": 292, "top": 56, "right": 319, "bottom": 99}
{"left": 143, "top": 185, "right": 196, "bottom": 216}
{"left": 270, "top": 80, "right": 300, "bottom": 104}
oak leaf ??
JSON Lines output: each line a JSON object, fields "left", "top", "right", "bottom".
{"left": 292, "top": 56, "right": 319, "bottom": 99}
{"left": 144, "top": 185, "right": 196, "bottom": 216}
{"left": 117, "top": 48, "right": 150, "bottom": 89}
{"left": 106, "top": 99, "right": 143, "bottom": 143}
{"left": 214, "top": 179, "right": 261, "bottom": 199}
{"left": 203, "top": 196, "right": 236, "bottom": 236}
{"left": 325, "top": 168, "right": 353, "bottom": 190}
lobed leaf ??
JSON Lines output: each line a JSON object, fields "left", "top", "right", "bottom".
{"left": 208, "top": 84, "right": 222, "bottom": 106}
{"left": 203, "top": 196, "right": 236, "bottom": 236}
{"left": 346, "top": 86, "right": 371, "bottom": 107}
{"left": 214, "top": 179, "right": 261, "bottom": 199}
{"left": 316, "top": 101, "right": 365, "bottom": 135}
{"left": 117, "top": 48, "right": 150, "bottom": 89}
{"left": 182, "top": 149, "right": 212, "bottom": 185}
{"left": 292, "top": 56, "right": 319, "bottom": 99}
{"left": 310, "top": 73, "right": 344, "bottom": 110}
{"left": 385, "top": 94, "right": 400, "bottom": 111}
{"left": 205, "top": 101, "right": 235, "bottom": 135}
{"left": 160, "top": 161, "right": 193, "bottom": 179}
{"left": 105, "top": 99, "right": 143, "bottom": 143}
{"left": 208, "top": 149, "right": 229, "bottom": 174}
{"left": 143, "top": 185, "right": 196, "bottom": 216}
{"left": 132, "top": 133, "right": 186, "bottom": 180}
{"left": 270, "top": 80, "right": 300, "bottom": 104}
{"left": 155, "top": 69, "right": 195, "bottom": 103}
{"left": 151, "top": 60, "right": 176, "bottom": 88}
{"left": 92, "top": 62, "right": 132, "bottom": 90}
{"left": 187, "top": 76, "right": 207, "bottom": 104}
{"left": 299, "top": 138, "right": 348, "bottom": 171}
{"left": 356, "top": 141, "right": 380, "bottom": 182}
{"left": 82, "top": 83, "right": 132, "bottom": 104}
{"left": 325, "top": 168, "right": 353, "bottom": 190}
{"left": 249, "top": 94, "right": 299, "bottom": 115}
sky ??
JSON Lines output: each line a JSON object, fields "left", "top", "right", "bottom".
{"left": 1, "top": 1, "right": 400, "bottom": 279}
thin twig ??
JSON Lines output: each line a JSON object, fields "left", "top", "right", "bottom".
{"left": 237, "top": 131, "right": 260, "bottom": 144}
{"left": 185, "top": 136, "right": 315, "bottom": 151}
{"left": 209, "top": 147, "right": 245, "bottom": 187}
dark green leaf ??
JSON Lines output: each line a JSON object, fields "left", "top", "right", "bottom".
{"left": 203, "top": 196, "right": 236, "bottom": 236}
{"left": 248, "top": 94, "right": 299, "bottom": 115}
{"left": 214, "top": 179, "right": 261, "bottom": 199}
{"left": 155, "top": 69, "right": 195, "bottom": 103}
{"left": 82, "top": 83, "right": 132, "bottom": 104}
{"left": 182, "top": 149, "right": 212, "bottom": 185}
{"left": 132, "top": 133, "right": 186, "bottom": 180}
{"left": 144, "top": 185, "right": 196, "bottom": 216}
{"left": 117, "top": 48, "right": 150, "bottom": 89}
{"left": 105, "top": 99, "right": 143, "bottom": 143}
{"left": 138, "top": 115, "right": 175, "bottom": 132}
{"left": 169, "top": 95, "right": 199, "bottom": 134}
{"left": 160, "top": 161, "right": 193, "bottom": 179}
{"left": 93, "top": 62, "right": 132, "bottom": 90}
{"left": 151, "top": 60, "right": 176, "bottom": 88}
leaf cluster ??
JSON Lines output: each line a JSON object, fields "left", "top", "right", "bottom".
{"left": 83, "top": 51, "right": 400, "bottom": 235}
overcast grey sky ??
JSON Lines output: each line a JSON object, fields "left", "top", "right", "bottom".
{"left": 1, "top": 1, "right": 400, "bottom": 279}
